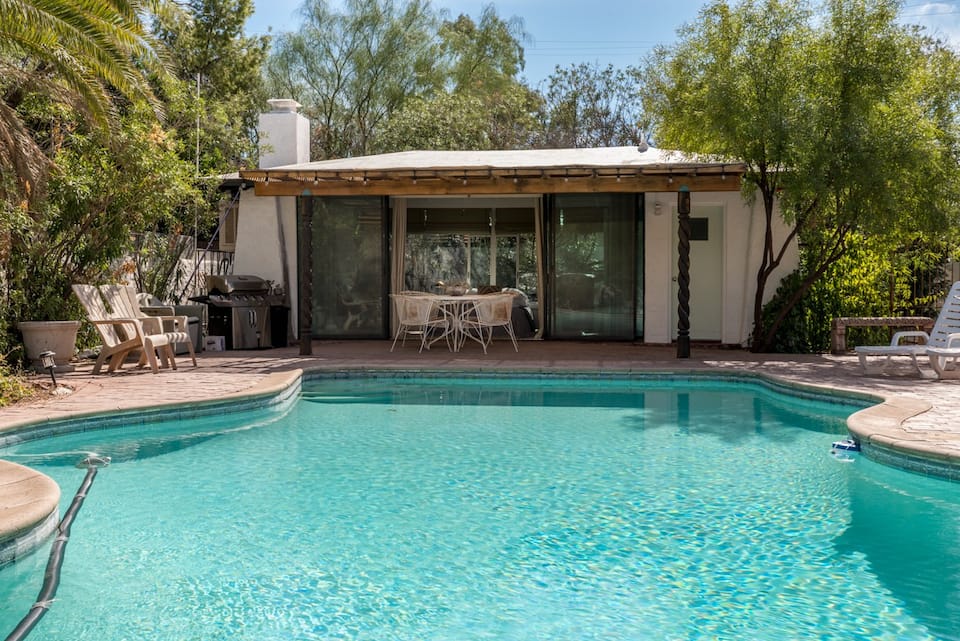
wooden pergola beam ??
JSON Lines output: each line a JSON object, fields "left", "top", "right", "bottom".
{"left": 247, "top": 173, "right": 742, "bottom": 196}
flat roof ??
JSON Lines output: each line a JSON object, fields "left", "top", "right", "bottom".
{"left": 239, "top": 146, "right": 746, "bottom": 196}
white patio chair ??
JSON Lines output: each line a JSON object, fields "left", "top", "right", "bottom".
{"left": 389, "top": 293, "right": 449, "bottom": 352}
{"left": 856, "top": 281, "right": 960, "bottom": 377}
{"left": 460, "top": 293, "right": 519, "bottom": 353}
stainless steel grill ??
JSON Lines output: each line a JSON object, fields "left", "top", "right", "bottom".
{"left": 192, "top": 275, "right": 287, "bottom": 349}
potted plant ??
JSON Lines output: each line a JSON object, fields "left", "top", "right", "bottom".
{"left": 10, "top": 279, "right": 82, "bottom": 371}
{"left": 17, "top": 320, "right": 81, "bottom": 371}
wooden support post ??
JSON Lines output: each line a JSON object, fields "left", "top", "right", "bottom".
{"left": 297, "top": 197, "right": 314, "bottom": 356}
{"left": 676, "top": 187, "right": 691, "bottom": 359}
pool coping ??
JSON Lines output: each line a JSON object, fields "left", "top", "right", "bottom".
{"left": 0, "top": 364, "right": 946, "bottom": 566}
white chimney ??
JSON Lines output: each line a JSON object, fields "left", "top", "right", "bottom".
{"left": 258, "top": 99, "right": 310, "bottom": 168}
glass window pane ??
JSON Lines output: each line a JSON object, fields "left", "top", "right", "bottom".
{"left": 496, "top": 236, "right": 518, "bottom": 287}
{"left": 404, "top": 233, "right": 496, "bottom": 291}
{"left": 552, "top": 194, "right": 636, "bottom": 338}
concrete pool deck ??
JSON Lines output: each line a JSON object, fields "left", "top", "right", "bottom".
{"left": 2, "top": 340, "right": 959, "bottom": 562}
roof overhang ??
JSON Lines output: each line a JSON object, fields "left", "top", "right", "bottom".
{"left": 238, "top": 147, "right": 746, "bottom": 196}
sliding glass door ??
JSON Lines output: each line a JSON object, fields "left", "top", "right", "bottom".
{"left": 309, "top": 196, "right": 388, "bottom": 337}
{"left": 550, "top": 194, "right": 639, "bottom": 339}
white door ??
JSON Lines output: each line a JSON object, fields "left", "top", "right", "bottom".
{"left": 671, "top": 204, "right": 724, "bottom": 341}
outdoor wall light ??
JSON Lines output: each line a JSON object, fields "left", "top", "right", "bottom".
{"left": 678, "top": 188, "right": 691, "bottom": 215}
{"left": 39, "top": 350, "right": 57, "bottom": 387}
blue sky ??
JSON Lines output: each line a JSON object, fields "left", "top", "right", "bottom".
{"left": 246, "top": 1, "right": 960, "bottom": 87}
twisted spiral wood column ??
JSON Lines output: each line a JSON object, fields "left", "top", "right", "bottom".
{"left": 676, "top": 189, "right": 691, "bottom": 358}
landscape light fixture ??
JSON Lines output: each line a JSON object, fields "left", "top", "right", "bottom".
{"left": 39, "top": 350, "right": 57, "bottom": 387}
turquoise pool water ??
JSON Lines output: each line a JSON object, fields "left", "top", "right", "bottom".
{"left": 0, "top": 375, "right": 958, "bottom": 640}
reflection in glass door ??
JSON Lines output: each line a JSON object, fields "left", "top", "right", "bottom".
{"left": 551, "top": 194, "right": 638, "bottom": 339}
{"left": 401, "top": 203, "right": 541, "bottom": 338}
{"left": 404, "top": 234, "right": 491, "bottom": 291}
{"left": 403, "top": 206, "right": 538, "bottom": 298}
{"left": 310, "top": 197, "right": 387, "bottom": 337}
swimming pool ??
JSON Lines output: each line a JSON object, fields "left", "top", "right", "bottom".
{"left": 0, "top": 374, "right": 958, "bottom": 640}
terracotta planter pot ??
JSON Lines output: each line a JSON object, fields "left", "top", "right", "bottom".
{"left": 17, "top": 320, "right": 80, "bottom": 371}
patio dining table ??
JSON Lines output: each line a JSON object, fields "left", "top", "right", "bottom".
{"left": 425, "top": 294, "right": 484, "bottom": 352}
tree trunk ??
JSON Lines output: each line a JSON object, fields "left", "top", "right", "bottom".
{"left": 756, "top": 228, "right": 850, "bottom": 352}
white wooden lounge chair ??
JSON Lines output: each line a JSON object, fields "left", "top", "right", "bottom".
{"left": 856, "top": 281, "right": 960, "bottom": 376}
{"left": 72, "top": 284, "right": 168, "bottom": 374}
{"left": 100, "top": 285, "right": 197, "bottom": 369}
{"left": 460, "top": 293, "right": 519, "bottom": 353}
{"left": 390, "top": 293, "right": 449, "bottom": 352}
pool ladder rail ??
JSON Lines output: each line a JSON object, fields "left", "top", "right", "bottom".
{"left": 3, "top": 454, "right": 111, "bottom": 641}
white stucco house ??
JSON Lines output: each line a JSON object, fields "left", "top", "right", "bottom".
{"left": 228, "top": 99, "right": 798, "bottom": 354}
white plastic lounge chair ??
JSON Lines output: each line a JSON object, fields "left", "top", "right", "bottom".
{"left": 389, "top": 293, "right": 449, "bottom": 352}
{"left": 100, "top": 285, "right": 197, "bottom": 369}
{"left": 856, "top": 281, "right": 960, "bottom": 376}
{"left": 72, "top": 284, "right": 168, "bottom": 374}
{"left": 927, "top": 340, "right": 960, "bottom": 380}
{"left": 460, "top": 293, "right": 519, "bottom": 353}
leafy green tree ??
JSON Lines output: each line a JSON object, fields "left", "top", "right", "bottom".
{"left": 264, "top": 0, "right": 444, "bottom": 159}
{"left": 540, "top": 63, "right": 646, "bottom": 148}
{"left": 643, "top": 0, "right": 960, "bottom": 352}
{"left": 439, "top": 4, "right": 527, "bottom": 95}
{"left": 375, "top": 4, "right": 540, "bottom": 151}
{"left": 152, "top": 0, "right": 270, "bottom": 174}
{"left": 0, "top": 101, "right": 201, "bottom": 357}
{"left": 0, "top": 0, "right": 167, "bottom": 200}
{"left": 376, "top": 84, "right": 541, "bottom": 151}
{"left": 377, "top": 93, "right": 495, "bottom": 151}
{"left": 762, "top": 231, "right": 956, "bottom": 353}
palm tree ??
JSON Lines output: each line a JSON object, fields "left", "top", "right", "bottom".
{"left": 0, "top": 0, "right": 167, "bottom": 199}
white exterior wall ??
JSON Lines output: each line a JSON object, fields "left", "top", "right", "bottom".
{"left": 231, "top": 100, "right": 309, "bottom": 338}
{"left": 257, "top": 100, "right": 311, "bottom": 168}
{"left": 643, "top": 191, "right": 799, "bottom": 346}
{"left": 233, "top": 193, "right": 299, "bottom": 336}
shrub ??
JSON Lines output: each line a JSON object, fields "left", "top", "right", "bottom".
{"left": 0, "top": 356, "right": 35, "bottom": 407}
{"left": 762, "top": 233, "right": 952, "bottom": 353}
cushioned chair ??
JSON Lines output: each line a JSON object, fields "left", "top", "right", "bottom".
{"left": 136, "top": 292, "right": 204, "bottom": 354}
